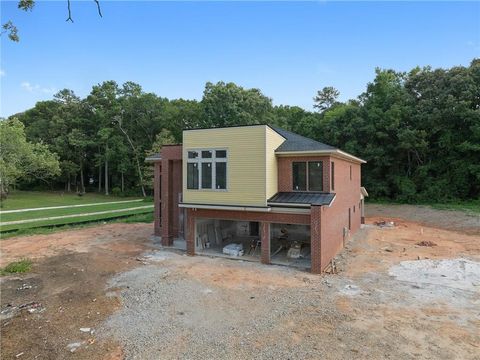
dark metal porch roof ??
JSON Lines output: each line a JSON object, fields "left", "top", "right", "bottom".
{"left": 267, "top": 192, "right": 335, "bottom": 206}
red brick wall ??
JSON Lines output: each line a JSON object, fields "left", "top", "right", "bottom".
{"left": 171, "top": 160, "right": 182, "bottom": 237}
{"left": 154, "top": 162, "right": 161, "bottom": 236}
{"left": 159, "top": 145, "right": 183, "bottom": 245}
{"left": 186, "top": 208, "right": 195, "bottom": 255}
{"left": 260, "top": 222, "right": 271, "bottom": 264}
{"left": 322, "top": 157, "right": 362, "bottom": 266}
{"left": 161, "top": 159, "right": 172, "bottom": 245}
{"left": 161, "top": 144, "right": 182, "bottom": 160}
{"left": 189, "top": 208, "right": 310, "bottom": 225}
{"left": 277, "top": 156, "right": 331, "bottom": 193}
{"left": 310, "top": 205, "right": 322, "bottom": 273}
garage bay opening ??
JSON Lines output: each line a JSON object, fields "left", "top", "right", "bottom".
{"left": 195, "top": 219, "right": 262, "bottom": 261}
{"left": 270, "top": 223, "right": 311, "bottom": 270}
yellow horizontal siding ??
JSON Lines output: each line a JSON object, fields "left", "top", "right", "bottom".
{"left": 183, "top": 126, "right": 268, "bottom": 206}
{"left": 265, "top": 127, "right": 286, "bottom": 199}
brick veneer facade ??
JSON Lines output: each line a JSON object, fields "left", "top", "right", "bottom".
{"left": 321, "top": 157, "right": 362, "bottom": 268}
{"left": 155, "top": 144, "right": 363, "bottom": 274}
{"left": 277, "top": 156, "right": 331, "bottom": 193}
{"left": 260, "top": 222, "right": 270, "bottom": 264}
{"left": 153, "top": 145, "right": 183, "bottom": 245}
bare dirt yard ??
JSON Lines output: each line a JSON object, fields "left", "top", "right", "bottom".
{"left": 1, "top": 205, "right": 479, "bottom": 359}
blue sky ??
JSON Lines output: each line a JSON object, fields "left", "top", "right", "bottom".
{"left": 1, "top": 1, "right": 479, "bottom": 117}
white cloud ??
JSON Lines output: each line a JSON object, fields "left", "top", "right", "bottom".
{"left": 0, "top": 69, "right": 5, "bottom": 77}
{"left": 467, "top": 40, "right": 480, "bottom": 51}
{"left": 21, "top": 81, "right": 56, "bottom": 94}
{"left": 21, "top": 81, "right": 39, "bottom": 92}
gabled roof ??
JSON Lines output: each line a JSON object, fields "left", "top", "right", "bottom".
{"left": 268, "top": 192, "right": 336, "bottom": 207}
{"left": 180, "top": 124, "right": 366, "bottom": 163}
{"left": 270, "top": 127, "right": 337, "bottom": 152}
{"left": 271, "top": 126, "right": 366, "bottom": 163}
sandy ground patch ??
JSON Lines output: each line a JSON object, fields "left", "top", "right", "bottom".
{"left": 0, "top": 223, "right": 153, "bottom": 360}
{"left": 0, "top": 223, "right": 150, "bottom": 267}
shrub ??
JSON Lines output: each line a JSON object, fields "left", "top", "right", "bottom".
{"left": 111, "top": 187, "right": 122, "bottom": 197}
{"left": 2, "top": 258, "right": 32, "bottom": 275}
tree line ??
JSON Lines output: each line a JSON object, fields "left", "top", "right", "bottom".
{"left": 2, "top": 59, "right": 479, "bottom": 202}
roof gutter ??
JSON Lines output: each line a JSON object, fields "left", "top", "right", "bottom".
{"left": 275, "top": 149, "right": 366, "bottom": 164}
{"left": 179, "top": 203, "right": 272, "bottom": 212}
{"left": 266, "top": 202, "right": 310, "bottom": 208}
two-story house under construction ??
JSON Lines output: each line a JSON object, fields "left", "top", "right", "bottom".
{"left": 147, "top": 125, "right": 367, "bottom": 273}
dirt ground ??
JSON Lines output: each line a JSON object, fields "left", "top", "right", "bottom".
{"left": 366, "top": 203, "right": 480, "bottom": 235}
{"left": 1, "top": 205, "right": 479, "bottom": 359}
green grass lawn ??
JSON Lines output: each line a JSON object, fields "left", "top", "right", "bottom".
{"left": 1, "top": 212, "right": 154, "bottom": 240}
{"left": 0, "top": 190, "right": 143, "bottom": 210}
{"left": 0, "top": 191, "right": 153, "bottom": 234}
{"left": 1, "top": 201, "right": 152, "bottom": 222}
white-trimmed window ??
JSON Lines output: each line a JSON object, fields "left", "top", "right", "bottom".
{"left": 187, "top": 149, "right": 227, "bottom": 190}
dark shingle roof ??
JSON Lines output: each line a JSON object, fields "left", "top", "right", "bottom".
{"left": 271, "top": 127, "right": 337, "bottom": 152}
{"left": 268, "top": 192, "right": 335, "bottom": 206}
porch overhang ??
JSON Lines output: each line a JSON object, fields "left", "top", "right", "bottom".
{"left": 268, "top": 192, "right": 336, "bottom": 208}
{"left": 179, "top": 203, "right": 272, "bottom": 212}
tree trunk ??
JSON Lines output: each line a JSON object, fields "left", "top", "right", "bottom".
{"left": 105, "top": 144, "right": 109, "bottom": 196}
{"left": 80, "top": 166, "right": 85, "bottom": 194}
{"left": 67, "top": 176, "right": 71, "bottom": 192}
{"left": 74, "top": 173, "right": 78, "bottom": 193}
{"left": 121, "top": 171, "right": 124, "bottom": 193}
{"left": 98, "top": 161, "right": 102, "bottom": 193}
{"left": 118, "top": 121, "right": 146, "bottom": 197}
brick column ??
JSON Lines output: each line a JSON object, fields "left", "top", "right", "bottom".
{"left": 260, "top": 222, "right": 270, "bottom": 264}
{"left": 360, "top": 198, "right": 365, "bottom": 224}
{"left": 323, "top": 158, "right": 331, "bottom": 193}
{"left": 161, "top": 159, "right": 173, "bottom": 246}
{"left": 310, "top": 205, "right": 323, "bottom": 274}
{"left": 186, "top": 208, "right": 195, "bottom": 256}
{"left": 153, "top": 162, "right": 161, "bottom": 236}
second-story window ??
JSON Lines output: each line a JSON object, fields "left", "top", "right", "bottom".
{"left": 187, "top": 149, "right": 227, "bottom": 190}
{"left": 292, "top": 161, "right": 323, "bottom": 191}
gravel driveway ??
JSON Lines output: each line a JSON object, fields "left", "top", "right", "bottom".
{"left": 102, "top": 217, "right": 480, "bottom": 360}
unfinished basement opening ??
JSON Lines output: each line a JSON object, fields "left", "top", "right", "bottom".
{"left": 195, "top": 218, "right": 261, "bottom": 261}
{"left": 270, "top": 223, "right": 311, "bottom": 270}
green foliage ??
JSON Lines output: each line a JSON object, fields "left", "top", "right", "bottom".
{"left": 313, "top": 86, "right": 340, "bottom": 111}
{"left": 111, "top": 187, "right": 122, "bottom": 197}
{"left": 1, "top": 259, "right": 32, "bottom": 275}
{"left": 312, "top": 60, "right": 480, "bottom": 202}
{"left": 201, "top": 81, "right": 272, "bottom": 127}
{"left": 0, "top": 118, "right": 60, "bottom": 194}
{"left": 10, "top": 59, "right": 480, "bottom": 203}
